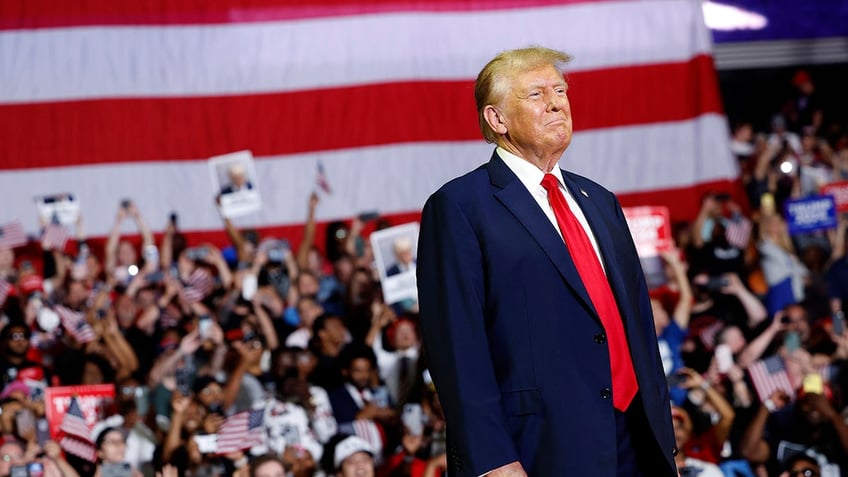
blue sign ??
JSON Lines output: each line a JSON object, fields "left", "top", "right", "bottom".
{"left": 784, "top": 195, "right": 837, "bottom": 235}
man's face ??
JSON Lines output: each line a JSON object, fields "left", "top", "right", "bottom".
{"left": 5, "top": 327, "right": 29, "bottom": 357}
{"left": 784, "top": 305, "right": 810, "bottom": 341}
{"left": 230, "top": 170, "right": 248, "bottom": 188}
{"left": 323, "top": 318, "right": 348, "bottom": 346}
{"left": 497, "top": 65, "right": 572, "bottom": 160}
{"left": 394, "top": 246, "right": 414, "bottom": 266}
{"left": 337, "top": 452, "right": 374, "bottom": 477}
{"left": 393, "top": 322, "right": 417, "bottom": 350}
{"left": 347, "top": 357, "right": 373, "bottom": 390}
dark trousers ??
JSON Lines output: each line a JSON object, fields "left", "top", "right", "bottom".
{"left": 615, "top": 394, "right": 670, "bottom": 477}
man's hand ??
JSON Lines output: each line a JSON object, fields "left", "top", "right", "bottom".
{"left": 488, "top": 461, "right": 528, "bottom": 477}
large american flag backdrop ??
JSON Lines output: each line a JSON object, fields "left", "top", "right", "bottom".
{"left": 0, "top": 0, "right": 737, "bottom": 242}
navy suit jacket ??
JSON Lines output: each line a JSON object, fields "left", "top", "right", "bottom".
{"left": 417, "top": 152, "right": 676, "bottom": 476}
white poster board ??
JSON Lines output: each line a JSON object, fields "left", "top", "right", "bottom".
{"left": 371, "top": 222, "right": 419, "bottom": 305}
{"left": 209, "top": 150, "right": 262, "bottom": 218}
{"left": 35, "top": 193, "right": 80, "bottom": 226}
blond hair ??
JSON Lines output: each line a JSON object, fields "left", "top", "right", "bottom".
{"left": 474, "top": 46, "right": 572, "bottom": 143}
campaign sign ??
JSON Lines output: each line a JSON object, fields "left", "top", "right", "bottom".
{"left": 783, "top": 195, "right": 837, "bottom": 235}
{"left": 372, "top": 222, "right": 419, "bottom": 305}
{"left": 35, "top": 193, "right": 80, "bottom": 226}
{"left": 44, "top": 384, "right": 115, "bottom": 440}
{"left": 622, "top": 206, "right": 672, "bottom": 257}
{"left": 209, "top": 150, "right": 262, "bottom": 218}
{"left": 820, "top": 181, "right": 848, "bottom": 212}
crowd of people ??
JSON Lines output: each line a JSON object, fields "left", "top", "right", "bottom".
{"left": 0, "top": 67, "right": 846, "bottom": 477}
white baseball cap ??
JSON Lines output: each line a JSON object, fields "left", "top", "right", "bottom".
{"left": 333, "top": 435, "right": 373, "bottom": 469}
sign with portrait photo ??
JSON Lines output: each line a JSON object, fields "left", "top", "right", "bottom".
{"left": 209, "top": 150, "right": 262, "bottom": 218}
{"left": 35, "top": 193, "right": 80, "bottom": 226}
{"left": 371, "top": 222, "right": 419, "bottom": 305}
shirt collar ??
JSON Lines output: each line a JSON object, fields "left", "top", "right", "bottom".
{"left": 496, "top": 147, "right": 566, "bottom": 191}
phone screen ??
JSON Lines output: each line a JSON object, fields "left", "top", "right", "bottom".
{"left": 15, "top": 409, "right": 36, "bottom": 439}
{"left": 715, "top": 344, "right": 734, "bottom": 373}
{"left": 101, "top": 462, "right": 132, "bottom": 477}
{"left": 402, "top": 403, "right": 424, "bottom": 436}
{"left": 784, "top": 331, "right": 801, "bottom": 354}
{"left": 199, "top": 317, "right": 212, "bottom": 339}
{"left": 834, "top": 311, "right": 845, "bottom": 336}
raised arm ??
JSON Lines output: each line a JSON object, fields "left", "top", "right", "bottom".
{"left": 296, "top": 193, "right": 319, "bottom": 270}
{"left": 126, "top": 201, "right": 154, "bottom": 249}
{"left": 660, "top": 250, "right": 692, "bottom": 329}
{"left": 721, "top": 272, "right": 768, "bottom": 328}
{"left": 737, "top": 316, "right": 784, "bottom": 369}
{"left": 105, "top": 204, "right": 127, "bottom": 272}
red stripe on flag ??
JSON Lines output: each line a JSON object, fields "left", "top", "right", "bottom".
{"left": 0, "top": 57, "right": 721, "bottom": 171}
{"left": 0, "top": 0, "right": 606, "bottom": 30}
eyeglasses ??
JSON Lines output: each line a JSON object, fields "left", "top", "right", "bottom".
{"left": 790, "top": 468, "right": 820, "bottom": 477}
{"left": 8, "top": 332, "right": 27, "bottom": 342}
{"left": 201, "top": 386, "right": 222, "bottom": 396}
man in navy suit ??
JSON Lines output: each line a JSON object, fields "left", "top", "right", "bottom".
{"left": 417, "top": 47, "right": 677, "bottom": 476}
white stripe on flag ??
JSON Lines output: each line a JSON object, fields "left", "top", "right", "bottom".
{"left": 0, "top": 1, "right": 710, "bottom": 104}
{"left": 0, "top": 115, "right": 736, "bottom": 238}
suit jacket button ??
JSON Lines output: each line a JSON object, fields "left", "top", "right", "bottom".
{"left": 594, "top": 332, "right": 606, "bottom": 344}
{"left": 672, "top": 447, "right": 679, "bottom": 456}
{"left": 600, "top": 388, "right": 611, "bottom": 399}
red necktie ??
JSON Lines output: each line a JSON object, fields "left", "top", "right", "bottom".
{"left": 541, "top": 173, "right": 638, "bottom": 411}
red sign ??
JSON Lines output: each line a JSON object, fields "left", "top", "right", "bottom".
{"left": 44, "top": 384, "right": 116, "bottom": 440}
{"left": 622, "top": 206, "right": 672, "bottom": 257}
{"left": 821, "top": 181, "right": 848, "bottom": 212}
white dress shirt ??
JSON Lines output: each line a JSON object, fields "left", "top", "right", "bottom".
{"left": 497, "top": 147, "right": 607, "bottom": 271}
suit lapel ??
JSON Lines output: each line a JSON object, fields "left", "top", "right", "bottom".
{"left": 487, "top": 153, "right": 598, "bottom": 318}
{"left": 561, "top": 171, "right": 637, "bottom": 330}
